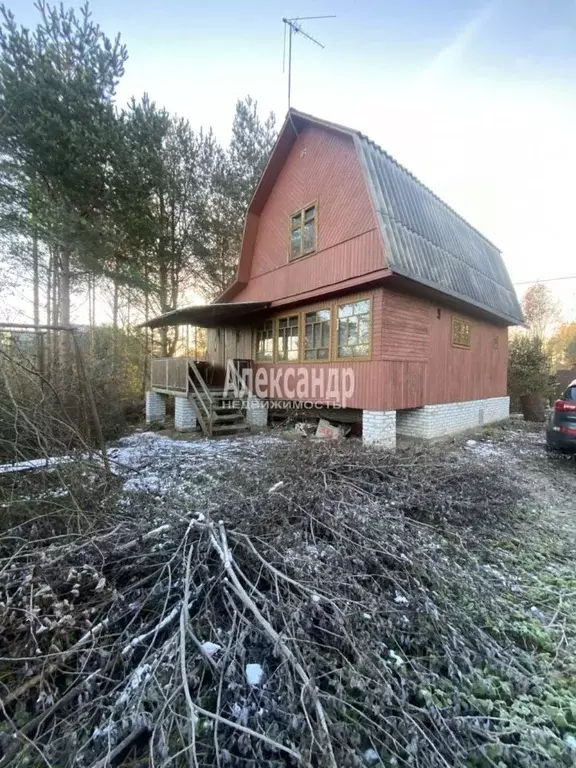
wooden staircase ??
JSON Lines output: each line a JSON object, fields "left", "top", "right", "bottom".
{"left": 187, "top": 361, "right": 250, "bottom": 437}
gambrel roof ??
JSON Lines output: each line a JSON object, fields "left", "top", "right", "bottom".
{"left": 221, "top": 109, "right": 523, "bottom": 326}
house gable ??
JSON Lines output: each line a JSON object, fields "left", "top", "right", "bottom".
{"left": 220, "top": 109, "right": 523, "bottom": 327}
{"left": 223, "top": 122, "right": 387, "bottom": 305}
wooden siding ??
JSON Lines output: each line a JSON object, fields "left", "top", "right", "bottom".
{"left": 249, "top": 289, "right": 424, "bottom": 410}
{"left": 206, "top": 327, "right": 252, "bottom": 368}
{"left": 232, "top": 125, "right": 385, "bottom": 303}
{"left": 205, "top": 288, "right": 507, "bottom": 411}
{"left": 380, "top": 288, "right": 508, "bottom": 405}
{"left": 426, "top": 305, "right": 508, "bottom": 404}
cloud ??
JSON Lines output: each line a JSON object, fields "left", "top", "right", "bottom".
{"left": 422, "top": 0, "right": 498, "bottom": 81}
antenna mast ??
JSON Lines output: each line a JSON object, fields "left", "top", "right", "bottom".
{"left": 282, "top": 15, "right": 336, "bottom": 110}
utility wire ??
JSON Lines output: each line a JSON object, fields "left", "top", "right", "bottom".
{"left": 513, "top": 275, "right": 576, "bottom": 286}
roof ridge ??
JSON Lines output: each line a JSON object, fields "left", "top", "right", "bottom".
{"left": 288, "top": 108, "right": 500, "bottom": 252}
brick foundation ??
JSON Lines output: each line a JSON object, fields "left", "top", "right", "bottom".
{"left": 396, "top": 396, "right": 510, "bottom": 440}
{"left": 362, "top": 410, "right": 396, "bottom": 448}
{"left": 175, "top": 396, "right": 197, "bottom": 432}
{"left": 145, "top": 391, "right": 166, "bottom": 424}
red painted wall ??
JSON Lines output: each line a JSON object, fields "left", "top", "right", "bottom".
{"left": 233, "top": 125, "right": 385, "bottom": 304}
{"left": 250, "top": 287, "right": 508, "bottom": 411}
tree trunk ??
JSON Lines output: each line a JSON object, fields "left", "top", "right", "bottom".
{"left": 58, "top": 248, "right": 72, "bottom": 389}
{"left": 158, "top": 261, "right": 169, "bottom": 357}
{"left": 31, "top": 233, "right": 41, "bottom": 368}
{"left": 112, "top": 260, "right": 120, "bottom": 374}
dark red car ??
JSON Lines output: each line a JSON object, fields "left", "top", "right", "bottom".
{"left": 546, "top": 380, "right": 576, "bottom": 451}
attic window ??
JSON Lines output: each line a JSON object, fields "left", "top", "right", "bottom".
{"left": 452, "top": 316, "right": 471, "bottom": 349}
{"left": 290, "top": 204, "right": 317, "bottom": 260}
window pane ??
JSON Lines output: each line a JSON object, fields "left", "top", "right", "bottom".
{"left": 358, "top": 315, "right": 369, "bottom": 342}
{"left": 291, "top": 229, "right": 301, "bottom": 259}
{"left": 347, "top": 316, "right": 358, "bottom": 346}
{"left": 255, "top": 321, "right": 273, "bottom": 361}
{"left": 291, "top": 213, "right": 302, "bottom": 230}
{"left": 337, "top": 300, "right": 371, "bottom": 358}
{"left": 304, "top": 308, "right": 331, "bottom": 360}
{"left": 303, "top": 220, "right": 315, "bottom": 254}
{"left": 354, "top": 300, "right": 370, "bottom": 315}
{"left": 277, "top": 315, "right": 299, "bottom": 361}
{"left": 452, "top": 317, "right": 471, "bottom": 348}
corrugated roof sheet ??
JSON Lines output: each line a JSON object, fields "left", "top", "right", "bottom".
{"left": 354, "top": 134, "right": 523, "bottom": 324}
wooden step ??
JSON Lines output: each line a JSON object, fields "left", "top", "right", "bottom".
{"left": 211, "top": 422, "right": 250, "bottom": 433}
{"left": 212, "top": 412, "right": 245, "bottom": 422}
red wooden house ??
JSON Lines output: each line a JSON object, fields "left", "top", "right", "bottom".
{"left": 144, "top": 109, "right": 523, "bottom": 446}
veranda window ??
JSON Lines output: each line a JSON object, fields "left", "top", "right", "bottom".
{"left": 336, "top": 299, "right": 371, "bottom": 358}
{"left": 255, "top": 320, "right": 274, "bottom": 361}
{"left": 276, "top": 315, "right": 300, "bottom": 361}
{"left": 304, "top": 309, "right": 331, "bottom": 360}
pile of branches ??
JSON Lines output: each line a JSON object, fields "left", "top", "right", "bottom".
{"left": 0, "top": 439, "right": 574, "bottom": 767}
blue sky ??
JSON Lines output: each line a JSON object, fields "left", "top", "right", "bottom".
{"left": 15, "top": 0, "right": 576, "bottom": 315}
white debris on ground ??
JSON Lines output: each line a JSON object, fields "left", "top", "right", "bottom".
{"left": 108, "top": 431, "right": 281, "bottom": 500}
{"left": 394, "top": 593, "right": 409, "bottom": 606}
{"left": 200, "top": 641, "right": 221, "bottom": 657}
{"left": 463, "top": 428, "right": 547, "bottom": 462}
{"left": 363, "top": 747, "right": 380, "bottom": 764}
{"left": 0, "top": 454, "right": 74, "bottom": 475}
{"left": 245, "top": 663, "right": 264, "bottom": 686}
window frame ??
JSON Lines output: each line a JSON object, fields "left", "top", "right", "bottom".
{"left": 275, "top": 313, "right": 301, "bottom": 363}
{"left": 288, "top": 201, "right": 318, "bottom": 262}
{"left": 303, "top": 307, "right": 332, "bottom": 362}
{"left": 334, "top": 297, "right": 372, "bottom": 361}
{"left": 451, "top": 316, "right": 472, "bottom": 349}
{"left": 254, "top": 319, "right": 274, "bottom": 362}
{"left": 251, "top": 293, "right": 373, "bottom": 364}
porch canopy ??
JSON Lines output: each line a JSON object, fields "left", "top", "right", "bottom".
{"left": 140, "top": 301, "right": 269, "bottom": 329}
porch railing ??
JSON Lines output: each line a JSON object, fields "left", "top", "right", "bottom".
{"left": 150, "top": 357, "right": 189, "bottom": 393}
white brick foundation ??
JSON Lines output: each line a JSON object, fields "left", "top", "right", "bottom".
{"left": 146, "top": 391, "right": 166, "bottom": 424}
{"left": 396, "top": 396, "right": 510, "bottom": 440}
{"left": 175, "top": 396, "right": 197, "bottom": 432}
{"left": 362, "top": 410, "right": 396, "bottom": 448}
{"left": 245, "top": 395, "right": 268, "bottom": 428}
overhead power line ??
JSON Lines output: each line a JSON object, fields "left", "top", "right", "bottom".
{"left": 513, "top": 275, "right": 576, "bottom": 286}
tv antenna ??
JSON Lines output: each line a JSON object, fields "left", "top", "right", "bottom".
{"left": 282, "top": 15, "right": 336, "bottom": 110}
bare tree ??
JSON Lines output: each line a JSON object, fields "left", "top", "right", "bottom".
{"left": 522, "top": 283, "right": 560, "bottom": 341}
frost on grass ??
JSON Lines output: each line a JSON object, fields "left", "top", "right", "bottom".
{"left": 2, "top": 424, "right": 576, "bottom": 767}
{"left": 110, "top": 431, "right": 281, "bottom": 502}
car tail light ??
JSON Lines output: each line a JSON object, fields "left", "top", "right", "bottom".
{"left": 554, "top": 399, "right": 576, "bottom": 412}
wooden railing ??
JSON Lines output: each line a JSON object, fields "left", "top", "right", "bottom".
{"left": 187, "top": 360, "right": 215, "bottom": 436}
{"left": 151, "top": 357, "right": 189, "bottom": 393}
{"left": 224, "top": 362, "right": 252, "bottom": 401}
